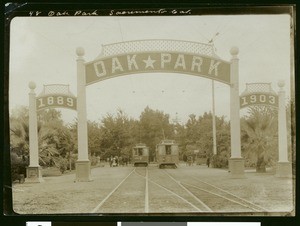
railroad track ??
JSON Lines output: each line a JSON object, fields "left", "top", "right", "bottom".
{"left": 91, "top": 167, "right": 147, "bottom": 213}
{"left": 91, "top": 166, "right": 268, "bottom": 213}
{"left": 135, "top": 167, "right": 212, "bottom": 212}
{"left": 164, "top": 169, "right": 269, "bottom": 213}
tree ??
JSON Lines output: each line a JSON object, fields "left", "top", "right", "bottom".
{"left": 183, "top": 112, "right": 231, "bottom": 168}
{"left": 87, "top": 120, "right": 101, "bottom": 157}
{"left": 38, "top": 120, "right": 74, "bottom": 168}
{"left": 185, "top": 112, "right": 216, "bottom": 155}
{"left": 139, "top": 106, "right": 174, "bottom": 161}
{"left": 37, "top": 108, "right": 63, "bottom": 124}
{"left": 241, "top": 106, "right": 278, "bottom": 172}
{"left": 99, "top": 109, "right": 138, "bottom": 160}
{"left": 10, "top": 107, "right": 76, "bottom": 174}
{"left": 211, "top": 117, "right": 230, "bottom": 168}
{"left": 37, "top": 109, "right": 74, "bottom": 168}
{"left": 10, "top": 106, "right": 30, "bottom": 157}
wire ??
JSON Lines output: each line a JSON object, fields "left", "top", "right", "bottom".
{"left": 116, "top": 17, "right": 125, "bottom": 42}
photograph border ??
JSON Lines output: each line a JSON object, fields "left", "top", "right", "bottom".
{"left": 2, "top": 1, "right": 298, "bottom": 226}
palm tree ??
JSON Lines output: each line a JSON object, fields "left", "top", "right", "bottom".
{"left": 10, "top": 114, "right": 59, "bottom": 166}
{"left": 10, "top": 118, "right": 30, "bottom": 157}
{"left": 10, "top": 107, "right": 74, "bottom": 171}
{"left": 241, "top": 106, "right": 278, "bottom": 172}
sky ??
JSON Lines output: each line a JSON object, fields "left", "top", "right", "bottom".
{"left": 9, "top": 14, "right": 292, "bottom": 124}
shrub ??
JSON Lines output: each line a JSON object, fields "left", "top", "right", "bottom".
{"left": 10, "top": 152, "right": 28, "bottom": 182}
{"left": 55, "top": 156, "right": 69, "bottom": 174}
{"left": 211, "top": 153, "right": 229, "bottom": 168}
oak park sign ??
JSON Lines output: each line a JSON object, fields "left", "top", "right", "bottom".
{"left": 85, "top": 52, "right": 231, "bottom": 85}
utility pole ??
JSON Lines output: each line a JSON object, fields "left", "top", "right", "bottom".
{"left": 212, "top": 80, "right": 217, "bottom": 155}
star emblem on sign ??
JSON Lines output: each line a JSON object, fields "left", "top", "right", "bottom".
{"left": 143, "top": 55, "right": 156, "bottom": 69}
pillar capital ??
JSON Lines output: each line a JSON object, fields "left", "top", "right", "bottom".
{"left": 76, "top": 47, "right": 85, "bottom": 61}
{"left": 230, "top": 46, "right": 239, "bottom": 59}
{"left": 28, "top": 81, "right": 36, "bottom": 93}
{"left": 278, "top": 80, "right": 285, "bottom": 91}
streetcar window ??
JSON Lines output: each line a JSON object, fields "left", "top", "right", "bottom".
{"left": 166, "top": 145, "right": 171, "bottom": 155}
{"left": 138, "top": 148, "right": 143, "bottom": 156}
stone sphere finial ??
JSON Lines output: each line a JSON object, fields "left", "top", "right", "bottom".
{"left": 230, "top": 46, "right": 239, "bottom": 56}
{"left": 278, "top": 80, "right": 285, "bottom": 88}
{"left": 28, "top": 81, "right": 36, "bottom": 90}
{"left": 76, "top": 47, "right": 85, "bottom": 57}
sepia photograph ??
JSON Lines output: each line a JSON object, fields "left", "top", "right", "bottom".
{"left": 7, "top": 8, "right": 295, "bottom": 216}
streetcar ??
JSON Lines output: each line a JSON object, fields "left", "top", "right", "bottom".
{"left": 156, "top": 140, "right": 179, "bottom": 169}
{"left": 132, "top": 143, "right": 149, "bottom": 167}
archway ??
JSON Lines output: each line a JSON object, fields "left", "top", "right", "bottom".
{"left": 75, "top": 40, "right": 244, "bottom": 181}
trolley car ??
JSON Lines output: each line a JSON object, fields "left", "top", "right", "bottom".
{"left": 156, "top": 140, "right": 179, "bottom": 169}
{"left": 132, "top": 143, "right": 149, "bottom": 167}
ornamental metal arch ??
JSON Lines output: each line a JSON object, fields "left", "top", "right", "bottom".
{"left": 75, "top": 39, "right": 244, "bottom": 182}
